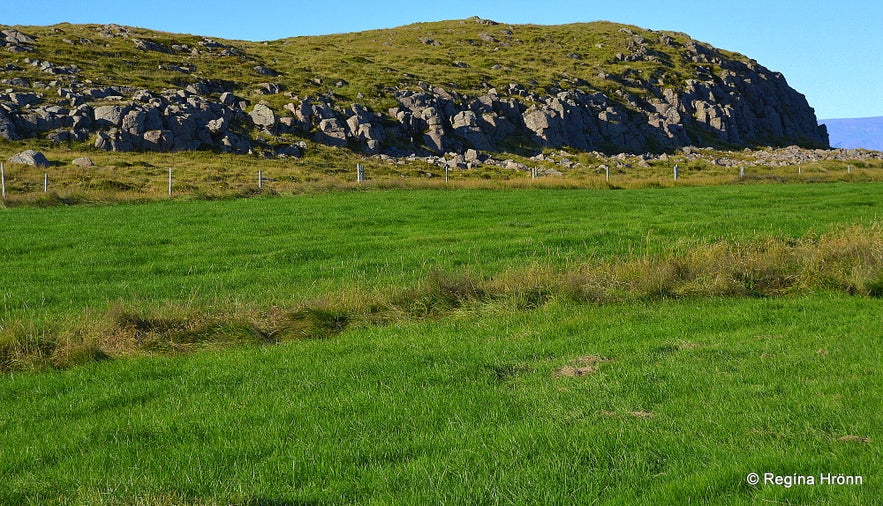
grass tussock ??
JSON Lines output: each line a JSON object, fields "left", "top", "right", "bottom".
{"left": 2, "top": 223, "right": 881, "bottom": 372}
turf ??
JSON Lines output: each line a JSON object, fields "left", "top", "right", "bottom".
{"left": 1, "top": 183, "right": 880, "bottom": 322}
{"left": 0, "top": 295, "right": 879, "bottom": 504}
{"left": 0, "top": 183, "right": 881, "bottom": 504}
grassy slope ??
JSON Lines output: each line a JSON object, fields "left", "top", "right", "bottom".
{"left": 1, "top": 296, "right": 879, "bottom": 504}
{"left": 0, "top": 19, "right": 732, "bottom": 111}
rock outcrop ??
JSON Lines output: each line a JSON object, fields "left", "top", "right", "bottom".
{"left": 0, "top": 24, "right": 830, "bottom": 156}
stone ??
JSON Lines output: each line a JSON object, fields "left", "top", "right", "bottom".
{"left": 9, "top": 92, "right": 41, "bottom": 107}
{"left": 133, "top": 38, "right": 171, "bottom": 54}
{"left": 17, "top": 106, "right": 71, "bottom": 132}
{"left": 142, "top": 130, "right": 174, "bottom": 152}
{"left": 93, "top": 105, "right": 129, "bottom": 128}
{"left": 94, "top": 129, "right": 134, "bottom": 152}
{"left": 253, "top": 65, "right": 279, "bottom": 76}
{"left": 71, "top": 157, "right": 94, "bottom": 167}
{"left": 451, "top": 110, "right": 493, "bottom": 150}
{"left": 314, "top": 118, "right": 348, "bottom": 147}
{"left": 219, "top": 132, "right": 251, "bottom": 153}
{"left": 3, "top": 30, "right": 37, "bottom": 45}
{"left": 423, "top": 127, "right": 446, "bottom": 153}
{"left": 9, "top": 149, "right": 50, "bottom": 167}
{"left": 206, "top": 117, "right": 227, "bottom": 135}
{"left": 523, "top": 107, "right": 565, "bottom": 147}
{"left": 249, "top": 103, "right": 276, "bottom": 129}
{"left": 276, "top": 144, "right": 303, "bottom": 158}
{"left": 186, "top": 81, "right": 212, "bottom": 96}
{"left": 219, "top": 92, "right": 237, "bottom": 106}
{"left": 258, "top": 83, "right": 282, "bottom": 95}
{"left": 0, "top": 110, "right": 18, "bottom": 140}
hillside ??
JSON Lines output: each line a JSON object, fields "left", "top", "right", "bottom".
{"left": 1, "top": 18, "right": 828, "bottom": 159}
{"left": 820, "top": 116, "right": 883, "bottom": 150}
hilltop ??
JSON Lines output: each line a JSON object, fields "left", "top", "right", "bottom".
{"left": 1, "top": 18, "right": 828, "bottom": 160}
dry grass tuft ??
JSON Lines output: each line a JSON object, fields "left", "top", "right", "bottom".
{"left": 837, "top": 435, "right": 872, "bottom": 444}
{"left": 554, "top": 355, "right": 612, "bottom": 378}
{"left": 2, "top": 223, "right": 881, "bottom": 372}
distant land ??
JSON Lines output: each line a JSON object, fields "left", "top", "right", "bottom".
{"left": 819, "top": 116, "right": 883, "bottom": 150}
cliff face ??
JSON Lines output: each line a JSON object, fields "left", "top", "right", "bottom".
{"left": 0, "top": 21, "right": 828, "bottom": 157}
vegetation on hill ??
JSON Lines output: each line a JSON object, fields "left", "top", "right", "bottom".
{"left": 1, "top": 17, "right": 828, "bottom": 165}
{"left": 2, "top": 18, "right": 741, "bottom": 108}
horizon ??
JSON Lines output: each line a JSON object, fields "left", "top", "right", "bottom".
{"left": 3, "top": 1, "right": 883, "bottom": 120}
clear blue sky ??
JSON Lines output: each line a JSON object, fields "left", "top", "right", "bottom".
{"left": 4, "top": 0, "right": 881, "bottom": 119}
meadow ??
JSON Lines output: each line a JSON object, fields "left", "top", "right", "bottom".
{"left": 1, "top": 183, "right": 881, "bottom": 504}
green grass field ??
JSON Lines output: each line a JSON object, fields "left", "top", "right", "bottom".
{"left": 1, "top": 183, "right": 881, "bottom": 504}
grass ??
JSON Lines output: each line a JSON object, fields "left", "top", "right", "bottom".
{"left": 1, "top": 295, "right": 879, "bottom": 504}
{"left": 2, "top": 183, "right": 880, "bottom": 318}
{"left": 0, "top": 19, "right": 744, "bottom": 113}
{"left": 1, "top": 142, "right": 881, "bottom": 207}
{"left": 2, "top": 220, "right": 881, "bottom": 371}
{"left": 1, "top": 183, "right": 881, "bottom": 503}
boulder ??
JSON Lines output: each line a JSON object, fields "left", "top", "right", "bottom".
{"left": 0, "top": 110, "right": 19, "bottom": 140}
{"left": 93, "top": 105, "right": 129, "bottom": 129}
{"left": 133, "top": 38, "right": 171, "bottom": 54}
{"left": 9, "top": 150, "right": 50, "bottom": 167}
{"left": 167, "top": 113, "right": 199, "bottom": 150}
{"left": 219, "top": 92, "right": 239, "bottom": 108}
{"left": 94, "top": 129, "right": 134, "bottom": 152}
{"left": 2, "top": 30, "right": 36, "bottom": 45}
{"left": 253, "top": 65, "right": 279, "bottom": 77}
{"left": 142, "top": 130, "right": 174, "bottom": 152}
{"left": 423, "top": 127, "right": 446, "bottom": 153}
{"left": 219, "top": 132, "right": 251, "bottom": 154}
{"left": 249, "top": 103, "right": 276, "bottom": 129}
{"left": 276, "top": 144, "right": 303, "bottom": 158}
{"left": 71, "top": 157, "right": 94, "bottom": 168}
{"left": 451, "top": 110, "right": 493, "bottom": 151}
{"left": 523, "top": 107, "right": 565, "bottom": 147}
{"left": 256, "top": 82, "right": 281, "bottom": 95}
{"left": 314, "top": 118, "right": 348, "bottom": 147}
{"left": 206, "top": 117, "right": 227, "bottom": 135}
{"left": 17, "top": 106, "right": 71, "bottom": 132}
{"left": 9, "top": 92, "right": 41, "bottom": 107}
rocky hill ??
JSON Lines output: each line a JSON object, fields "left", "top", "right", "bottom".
{"left": 0, "top": 18, "right": 829, "bottom": 158}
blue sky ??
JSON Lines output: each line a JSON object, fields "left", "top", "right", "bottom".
{"left": 4, "top": 0, "right": 881, "bottom": 119}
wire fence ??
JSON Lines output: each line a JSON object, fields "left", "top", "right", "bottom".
{"left": 0, "top": 160, "right": 879, "bottom": 203}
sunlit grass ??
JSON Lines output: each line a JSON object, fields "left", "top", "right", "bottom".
{"left": 0, "top": 183, "right": 880, "bottom": 503}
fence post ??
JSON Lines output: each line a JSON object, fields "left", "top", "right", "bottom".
{"left": 445, "top": 165, "right": 449, "bottom": 183}
{"left": 44, "top": 173, "right": 48, "bottom": 192}
{"left": 673, "top": 164, "right": 679, "bottom": 181}
{"left": 258, "top": 170, "right": 263, "bottom": 189}
{"left": 739, "top": 167, "right": 745, "bottom": 179}
{"left": 356, "top": 163, "right": 365, "bottom": 183}
{"left": 605, "top": 166, "right": 609, "bottom": 182}
{"left": 168, "top": 168, "right": 173, "bottom": 196}
{"left": 1, "top": 162, "right": 5, "bottom": 199}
